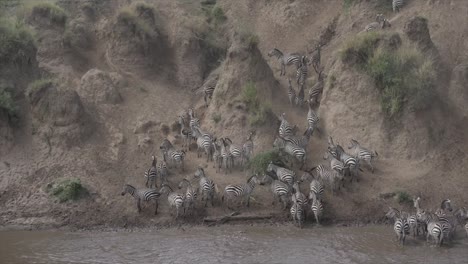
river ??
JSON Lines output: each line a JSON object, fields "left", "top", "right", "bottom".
{"left": 1, "top": 225, "right": 467, "bottom": 264}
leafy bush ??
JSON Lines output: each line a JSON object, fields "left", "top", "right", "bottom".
{"left": 242, "top": 82, "right": 273, "bottom": 126}
{"left": 395, "top": 191, "right": 412, "bottom": 205}
{"left": 248, "top": 150, "right": 283, "bottom": 174}
{"left": 212, "top": 113, "right": 221, "bottom": 123}
{"left": 30, "top": 2, "right": 67, "bottom": 25}
{"left": 46, "top": 178, "right": 86, "bottom": 203}
{"left": 341, "top": 32, "right": 436, "bottom": 116}
{"left": 0, "top": 18, "right": 36, "bottom": 67}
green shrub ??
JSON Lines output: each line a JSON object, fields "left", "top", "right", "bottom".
{"left": 0, "top": 87, "right": 16, "bottom": 119}
{"left": 212, "top": 113, "right": 221, "bottom": 123}
{"left": 211, "top": 6, "right": 226, "bottom": 25}
{"left": 46, "top": 178, "right": 86, "bottom": 203}
{"left": 242, "top": 81, "right": 257, "bottom": 107}
{"left": 395, "top": 191, "right": 412, "bottom": 205}
{"left": 0, "top": 18, "right": 36, "bottom": 66}
{"left": 341, "top": 32, "right": 436, "bottom": 116}
{"left": 242, "top": 82, "right": 273, "bottom": 126}
{"left": 30, "top": 2, "right": 67, "bottom": 25}
{"left": 248, "top": 150, "right": 283, "bottom": 174}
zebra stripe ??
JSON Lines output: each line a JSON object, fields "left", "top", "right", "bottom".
{"left": 312, "top": 165, "right": 342, "bottom": 195}
{"left": 160, "top": 140, "right": 185, "bottom": 171}
{"left": 329, "top": 145, "right": 359, "bottom": 182}
{"left": 260, "top": 174, "right": 291, "bottom": 209}
{"left": 279, "top": 113, "right": 294, "bottom": 138}
{"left": 268, "top": 48, "right": 302, "bottom": 76}
{"left": 222, "top": 175, "right": 259, "bottom": 208}
{"left": 306, "top": 101, "right": 319, "bottom": 135}
{"left": 300, "top": 172, "right": 324, "bottom": 202}
{"left": 308, "top": 70, "right": 324, "bottom": 104}
{"left": 295, "top": 83, "right": 305, "bottom": 107}
{"left": 290, "top": 199, "right": 305, "bottom": 228}
{"left": 224, "top": 137, "right": 242, "bottom": 167}
{"left": 266, "top": 162, "right": 296, "bottom": 186}
{"left": 241, "top": 131, "right": 254, "bottom": 166}
{"left": 121, "top": 184, "right": 161, "bottom": 215}
{"left": 220, "top": 138, "right": 233, "bottom": 174}
{"left": 296, "top": 56, "right": 308, "bottom": 87}
{"left": 194, "top": 167, "right": 216, "bottom": 207}
{"left": 292, "top": 181, "right": 308, "bottom": 209}
{"left": 273, "top": 136, "right": 306, "bottom": 169}
{"left": 192, "top": 126, "right": 214, "bottom": 162}
{"left": 144, "top": 155, "right": 158, "bottom": 189}
{"left": 426, "top": 221, "right": 443, "bottom": 246}
{"left": 394, "top": 218, "right": 410, "bottom": 245}
{"left": 188, "top": 108, "right": 200, "bottom": 131}
{"left": 287, "top": 78, "right": 297, "bottom": 105}
{"left": 348, "top": 139, "right": 378, "bottom": 173}
{"left": 212, "top": 139, "right": 222, "bottom": 173}
{"left": 392, "top": 0, "right": 404, "bottom": 12}
{"left": 310, "top": 192, "right": 323, "bottom": 225}
{"left": 157, "top": 159, "right": 168, "bottom": 184}
{"left": 178, "top": 179, "right": 197, "bottom": 216}
{"left": 160, "top": 184, "right": 185, "bottom": 218}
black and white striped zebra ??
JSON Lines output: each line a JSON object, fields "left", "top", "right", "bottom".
{"left": 306, "top": 100, "right": 320, "bottom": 136}
{"left": 394, "top": 218, "right": 410, "bottom": 245}
{"left": 392, "top": 0, "right": 404, "bottom": 12}
{"left": 328, "top": 145, "right": 359, "bottom": 182}
{"left": 292, "top": 181, "right": 308, "bottom": 210}
{"left": 160, "top": 139, "right": 186, "bottom": 171}
{"left": 160, "top": 184, "right": 185, "bottom": 218}
{"left": 266, "top": 162, "right": 296, "bottom": 186}
{"left": 296, "top": 56, "right": 308, "bottom": 88}
{"left": 347, "top": 139, "right": 378, "bottom": 173}
{"left": 323, "top": 151, "right": 345, "bottom": 179}
{"left": 310, "top": 165, "right": 342, "bottom": 195}
{"left": 310, "top": 191, "right": 323, "bottom": 225}
{"left": 178, "top": 115, "right": 192, "bottom": 151}
{"left": 220, "top": 138, "right": 233, "bottom": 174}
{"left": 408, "top": 214, "right": 421, "bottom": 237}
{"left": 281, "top": 128, "right": 311, "bottom": 151}
{"left": 241, "top": 131, "right": 255, "bottom": 167}
{"left": 300, "top": 172, "right": 324, "bottom": 202}
{"left": 260, "top": 173, "right": 292, "bottom": 209}
{"left": 157, "top": 158, "right": 168, "bottom": 184}
{"left": 178, "top": 179, "right": 197, "bottom": 216}
{"left": 308, "top": 43, "right": 322, "bottom": 74}
{"left": 202, "top": 77, "right": 218, "bottom": 107}
{"left": 287, "top": 78, "right": 297, "bottom": 105}
{"left": 121, "top": 184, "right": 161, "bottom": 215}
{"left": 295, "top": 83, "right": 305, "bottom": 107}
{"left": 194, "top": 167, "right": 216, "bottom": 207}
{"left": 273, "top": 136, "right": 306, "bottom": 169}
{"left": 191, "top": 126, "right": 214, "bottom": 162}
{"left": 386, "top": 207, "right": 410, "bottom": 223}
{"left": 308, "top": 70, "right": 324, "bottom": 105}
{"left": 268, "top": 48, "right": 302, "bottom": 76}
{"left": 144, "top": 155, "right": 158, "bottom": 189}
{"left": 222, "top": 175, "right": 259, "bottom": 209}
{"left": 426, "top": 221, "right": 443, "bottom": 246}
{"left": 212, "top": 138, "right": 222, "bottom": 173}
{"left": 278, "top": 112, "right": 294, "bottom": 138}
{"left": 188, "top": 107, "right": 200, "bottom": 141}
{"left": 290, "top": 195, "right": 305, "bottom": 228}
{"left": 224, "top": 137, "right": 242, "bottom": 168}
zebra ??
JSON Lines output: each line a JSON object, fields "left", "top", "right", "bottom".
{"left": 178, "top": 179, "right": 197, "bottom": 216}
{"left": 310, "top": 191, "right": 323, "bottom": 225}
{"left": 328, "top": 145, "right": 359, "bottom": 182}
{"left": 287, "top": 78, "right": 297, "bottom": 105}
{"left": 365, "top": 14, "right": 391, "bottom": 32}
{"left": 192, "top": 126, "right": 214, "bottom": 162}
{"left": 300, "top": 172, "right": 324, "bottom": 202}
{"left": 281, "top": 128, "right": 311, "bottom": 151}
{"left": 426, "top": 221, "right": 443, "bottom": 246}
{"left": 292, "top": 181, "right": 308, "bottom": 210}
{"left": 273, "top": 136, "right": 306, "bottom": 169}
{"left": 435, "top": 199, "right": 453, "bottom": 215}
{"left": 296, "top": 56, "right": 308, "bottom": 88}
{"left": 268, "top": 48, "right": 302, "bottom": 76}
{"left": 159, "top": 139, "right": 186, "bottom": 171}
{"left": 392, "top": 0, "right": 404, "bottom": 12}
{"left": 157, "top": 157, "right": 168, "bottom": 184}
{"left": 224, "top": 137, "right": 243, "bottom": 168}
{"left": 306, "top": 100, "right": 320, "bottom": 136}
{"left": 323, "top": 151, "right": 345, "bottom": 179}
{"left": 386, "top": 207, "right": 410, "bottom": 223}
{"left": 188, "top": 108, "right": 200, "bottom": 130}
{"left": 308, "top": 70, "right": 324, "bottom": 105}
{"left": 222, "top": 175, "right": 259, "bottom": 209}
{"left": 241, "top": 131, "right": 255, "bottom": 167}
{"left": 160, "top": 184, "right": 185, "bottom": 218}
{"left": 201, "top": 77, "right": 218, "bottom": 107}
{"left": 260, "top": 173, "right": 291, "bottom": 209}
{"left": 266, "top": 161, "right": 296, "bottom": 186}
{"left": 178, "top": 115, "right": 192, "bottom": 151}
{"left": 194, "top": 167, "right": 216, "bottom": 207}
{"left": 278, "top": 112, "right": 294, "bottom": 138}
{"left": 220, "top": 138, "right": 233, "bottom": 174}
{"left": 295, "top": 82, "right": 305, "bottom": 107}
{"left": 121, "top": 184, "right": 161, "bottom": 215}
{"left": 144, "top": 155, "right": 158, "bottom": 189}
{"left": 212, "top": 138, "right": 223, "bottom": 173}
{"left": 407, "top": 214, "right": 420, "bottom": 237}
{"left": 290, "top": 195, "right": 305, "bottom": 228}
{"left": 308, "top": 43, "right": 322, "bottom": 74}
{"left": 347, "top": 139, "right": 378, "bottom": 173}
{"left": 394, "top": 218, "right": 410, "bottom": 245}
{"left": 310, "top": 165, "right": 342, "bottom": 195}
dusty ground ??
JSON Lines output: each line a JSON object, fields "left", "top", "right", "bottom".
{"left": 1, "top": 0, "right": 468, "bottom": 230}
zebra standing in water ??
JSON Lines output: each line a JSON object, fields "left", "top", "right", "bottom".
{"left": 347, "top": 139, "right": 378, "bottom": 173}
{"left": 266, "top": 162, "right": 296, "bottom": 186}
{"left": 144, "top": 155, "right": 158, "bottom": 188}
{"left": 160, "top": 139, "right": 186, "bottom": 171}
{"left": 160, "top": 184, "right": 185, "bottom": 218}
{"left": 222, "top": 175, "right": 260, "bottom": 209}
{"left": 268, "top": 48, "right": 302, "bottom": 76}
{"left": 241, "top": 131, "right": 255, "bottom": 167}
{"left": 290, "top": 195, "right": 305, "bottom": 228}
{"left": 260, "top": 173, "right": 291, "bottom": 209}
{"left": 178, "top": 179, "right": 197, "bottom": 216}
{"left": 394, "top": 218, "right": 410, "bottom": 245}
{"left": 392, "top": 0, "right": 404, "bottom": 12}
{"left": 121, "top": 184, "right": 161, "bottom": 215}
{"left": 194, "top": 167, "right": 216, "bottom": 207}
{"left": 287, "top": 78, "right": 297, "bottom": 105}
{"left": 300, "top": 172, "right": 324, "bottom": 202}
{"left": 310, "top": 191, "right": 323, "bottom": 225}
{"left": 273, "top": 136, "right": 307, "bottom": 169}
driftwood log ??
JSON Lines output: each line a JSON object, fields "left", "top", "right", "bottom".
{"left": 203, "top": 212, "right": 274, "bottom": 224}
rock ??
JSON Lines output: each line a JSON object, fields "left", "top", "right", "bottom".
{"left": 79, "top": 69, "right": 122, "bottom": 105}
{"left": 134, "top": 120, "right": 159, "bottom": 134}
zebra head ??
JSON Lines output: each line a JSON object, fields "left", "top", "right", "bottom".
{"left": 121, "top": 184, "right": 134, "bottom": 196}
{"left": 348, "top": 139, "right": 359, "bottom": 149}
{"left": 151, "top": 155, "right": 157, "bottom": 166}
{"left": 159, "top": 184, "right": 173, "bottom": 195}
{"left": 160, "top": 139, "right": 173, "bottom": 150}
{"left": 386, "top": 207, "right": 400, "bottom": 221}
{"left": 376, "top": 13, "right": 384, "bottom": 22}
{"left": 259, "top": 174, "right": 272, "bottom": 185}
{"left": 194, "top": 166, "right": 205, "bottom": 179}
{"left": 178, "top": 179, "right": 191, "bottom": 189}
{"left": 441, "top": 199, "right": 452, "bottom": 212}
{"left": 413, "top": 196, "right": 421, "bottom": 209}
{"left": 188, "top": 108, "right": 195, "bottom": 118}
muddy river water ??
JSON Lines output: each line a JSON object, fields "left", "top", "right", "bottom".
{"left": 1, "top": 225, "right": 467, "bottom": 264}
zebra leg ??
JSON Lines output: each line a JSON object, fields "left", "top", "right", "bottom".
{"left": 154, "top": 200, "right": 158, "bottom": 215}
{"left": 315, "top": 213, "right": 320, "bottom": 225}
{"left": 145, "top": 178, "right": 149, "bottom": 188}
{"left": 246, "top": 196, "right": 251, "bottom": 208}
{"left": 137, "top": 199, "right": 142, "bottom": 213}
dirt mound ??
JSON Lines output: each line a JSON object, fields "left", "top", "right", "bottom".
{"left": 79, "top": 69, "right": 122, "bottom": 105}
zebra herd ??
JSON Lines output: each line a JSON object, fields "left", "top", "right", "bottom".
{"left": 386, "top": 197, "right": 468, "bottom": 246}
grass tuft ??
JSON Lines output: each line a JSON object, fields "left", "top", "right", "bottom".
{"left": 341, "top": 32, "right": 436, "bottom": 116}
{"left": 0, "top": 18, "right": 36, "bottom": 67}
{"left": 242, "top": 82, "right": 273, "bottom": 126}
{"left": 395, "top": 191, "right": 412, "bottom": 205}
{"left": 46, "top": 178, "right": 86, "bottom": 203}
{"left": 30, "top": 2, "right": 67, "bottom": 25}
{"left": 212, "top": 113, "right": 221, "bottom": 123}
{"left": 248, "top": 150, "right": 283, "bottom": 175}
